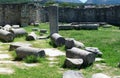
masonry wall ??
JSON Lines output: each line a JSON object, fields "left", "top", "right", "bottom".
{"left": 0, "top": 4, "right": 39, "bottom": 26}
{"left": 0, "top": 4, "right": 120, "bottom": 26}
{"left": 40, "top": 6, "right": 120, "bottom": 26}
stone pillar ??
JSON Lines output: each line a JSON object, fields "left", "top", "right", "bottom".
{"left": 48, "top": 5, "right": 59, "bottom": 35}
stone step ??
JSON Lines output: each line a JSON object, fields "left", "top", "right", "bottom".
{"left": 0, "top": 68, "right": 14, "bottom": 74}
{"left": 0, "top": 60, "right": 15, "bottom": 64}
{"left": 44, "top": 48, "right": 65, "bottom": 57}
{"left": 0, "top": 54, "right": 12, "bottom": 60}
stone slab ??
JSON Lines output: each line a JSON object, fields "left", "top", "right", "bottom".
{"left": 44, "top": 48, "right": 65, "bottom": 57}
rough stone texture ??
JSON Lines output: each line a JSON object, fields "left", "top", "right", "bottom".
{"left": 92, "top": 73, "right": 111, "bottom": 78}
{"left": 65, "top": 38, "right": 75, "bottom": 49}
{"left": 0, "top": 4, "right": 120, "bottom": 26}
{"left": 64, "top": 58, "right": 83, "bottom": 69}
{"left": 59, "top": 24, "right": 74, "bottom": 30}
{"left": 9, "top": 42, "right": 32, "bottom": 51}
{"left": 85, "top": 47, "right": 103, "bottom": 57}
{"left": 0, "top": 54, "right": 11, "bottom": 59}
{"left": 51, "top": 33, "right": 65, "bottom": 46}
{"left": 40, "top": 29, "right": 47, "bottom": 34}
{"left": 16, "top": 47, "right": 45, "bottom": 59}
{"left": 44, "top": 48, "right": 65, "bottom": 57}
{"left": 63, "top": 70, "right": 84, "bottom": 78}
{"left": 65, "top": 38, "right": 85, "bottom": 49}
{"left": 48, "top": 6, "right": 59, "bottom": 35}
{"left": 73, "top": 40, "right": 85, "bottom": 48}
{"left": 66, "top": 47, "right": 96, "bottom": 66}
{"left": 9, "top": 28, "right": 27, "bottom": 37}
{"left": 26, "top": 32, "right": 37, "bottom": 41}
{"left": 3, "top": 24, "right": 12, "bottom": 31}
{"left": 12, "top": 25, "right": 20, "bottom": 29}
{"left": 0, "top": 68, "right": 14, "bottom": 74}
{"left": 79, "top": 24, "right": 99, "bottom": 30}
{"left": 0, "top": 29, "right": 14, "bottom": 42}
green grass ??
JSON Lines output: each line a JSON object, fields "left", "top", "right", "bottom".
{"left": 0, "top": 23, "right": 120, "bottom": 78}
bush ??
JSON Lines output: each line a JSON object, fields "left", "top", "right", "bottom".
{"left": 23, "top": 55, "right": 40, "bottom": 63}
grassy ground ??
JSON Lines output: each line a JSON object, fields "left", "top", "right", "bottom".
{"left": 0, "top": 23, "right": 120, "bottom": 78}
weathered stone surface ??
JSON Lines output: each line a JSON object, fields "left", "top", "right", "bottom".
{"left": 0, "top": 54, "right": 12, "bottom": 60}
{"left": 63, "top": 70, "right": 84, "bottom": 78}
{"left": 95, "top": 58, "right": 104, "bottom": 62}
{"left": 44, "top": 48, "right": 65, "bottom": 57}
{"left": 66, "top": 47, "right": 96, "bottom": 66}
{"left": 9, "top": 42, "right": 32, "bottom": 51}
{"left": 12, "top": 25, "right": 19, "bottom": 28}
{"left": 74, "top": 24, "right": 99, "bottom": 30}
{"left": 51, "top": 33, "right": 65, "bottom": 46}
{"left": 65, "top": 38, "right": 75, "bottom": 49}
{"left": 0, "top": 29, "right": 14, "bottom": 42}
{"left": 34, "top": 22, "right": 39, "bottom": 26}
{"left": 9, "top": 28, "right": 27, "bottom": 37}
{"left": 73, "top": 40, "right": 85, "bottom": 48}
{"left": 40, "top": 29, "right": 47, "bottom": 34}
{"left": 59, "top": 24, "right": 74, "bottom": 30}
{"left": 79, "top": 24, "right": 99, "bottom": 30}
{"left": 102, "top": 24, "right": 112, "bottom": 28}
{"left": 85, "top": 47, "right": 103, "bottom": 57}
{"left": 3, "top": 24, "right": 12, "bottom": 31}
{"left": 92, "top": 73, "right": 111, "bottom": 78}
{"left": 16, "top": 47, "right": 45, "bottom": 59}
{"left": 65, "top": 38, "right": 85, "bottom": 49}
{"left": 48, "top": 5, "right": 59, "bottom": 34}
{"left": 0, "top": 68, "right": 14, "bottom": 74}
{"left": 26, "top": 32, "right": 37, "bottom": 41}
{"left": 64, "top": 58, "right": 83, "bottom": 69}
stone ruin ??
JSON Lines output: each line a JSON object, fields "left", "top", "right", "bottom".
{"left": 0, "top": 2, "right": 118, "bottom": 77}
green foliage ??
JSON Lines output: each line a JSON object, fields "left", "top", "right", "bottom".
{"left": 44, "top": 0, "right": 56, "bottom": 6}
{"left": 23, "top": 55, "right": 40, "bottom": 63}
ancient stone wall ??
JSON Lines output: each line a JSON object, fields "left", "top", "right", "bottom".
{"left": 0, "top": 4, "right": 120, "bottom": 26}
{"left": 40, "top": 6, "right": 120, "bottom": 26}
{"left": 0, "top": 4, "right": 39, "bottom": 26}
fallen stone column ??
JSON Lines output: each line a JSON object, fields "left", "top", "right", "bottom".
{"left": 74, "top": 40, "right": 85, "bottom": 48}
{"left": 65, "top": 38, "right": 85, "bottom": 49}
{"left": 0, "top": 29, "right": 14, "bottom": 42}
{"left": 3, "top": 24, "right": 12, "bottom": 31}
{"left": 9, "top": 28, "right": 27, "bottom": 37}
{"left": 9, "top": 42, "right": 32, "bottom": 51}
{"left": 16, "top": 47, "right": 45, "bottom": 59}
{"left": 59, "top": 24, "right": 74, "bottom": 30}
{"left": 79, "top": 24, "right": 99, "bottom": 30}
{"left": 65, "top": 38, "right": 75, "bottom": 49}
{"left": 66, "top": 47, "right": 96, "bottom": 66}
{"left": 50, "top": 33, "right": 65, "bottom": 46}
{"left": 64, "top": 58, "right": 83, "bottom": 69}
{"left": 26, "top": 32, "right": 37, "bottom": 41}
